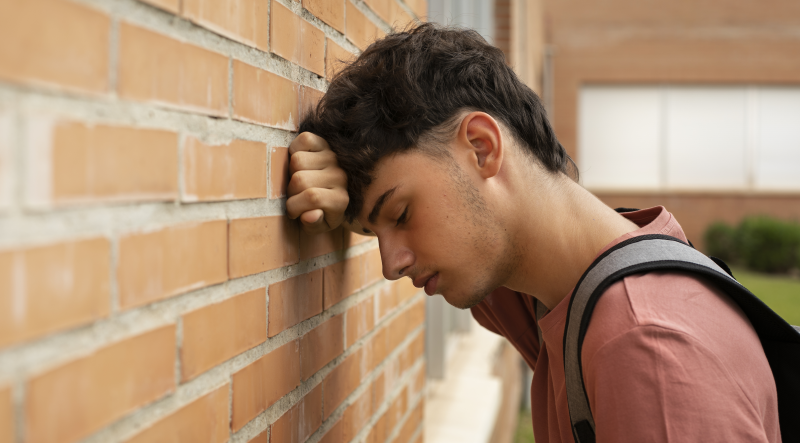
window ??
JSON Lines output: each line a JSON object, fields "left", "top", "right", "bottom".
{"left": 578, "top": 85, "right": 800, "bottom": 192}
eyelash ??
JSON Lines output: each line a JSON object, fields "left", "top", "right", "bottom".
{"left": 396, "top": 208, "right": 408, "bottom": 226}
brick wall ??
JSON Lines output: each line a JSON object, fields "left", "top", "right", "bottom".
{"left": 0, "top": 1, "right": 427, "bottom": 442}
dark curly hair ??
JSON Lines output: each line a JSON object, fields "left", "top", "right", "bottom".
{"left": 299, "top": 23, "right": 576, "bottom": 222}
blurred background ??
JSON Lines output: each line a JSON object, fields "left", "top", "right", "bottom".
{"left": 424, "top": 1, "right": 800, "bottom": 443}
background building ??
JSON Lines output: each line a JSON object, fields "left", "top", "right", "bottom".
{"left": 546, "top": 0, "right": 800, "bottom": 249}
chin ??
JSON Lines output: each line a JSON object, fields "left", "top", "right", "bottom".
{"left": 442, "top": 288, "right": 490, "bottom": 310}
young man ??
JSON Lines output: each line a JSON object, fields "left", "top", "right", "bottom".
{"left": 286, "top": 24, "right": 780, "bottom": 442}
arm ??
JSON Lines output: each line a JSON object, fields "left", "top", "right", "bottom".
{"left": 286, "top": 132, "right": 374, "bottom": 236}
{"left": 584, "top": 325, "right": 773, "bottom": 443}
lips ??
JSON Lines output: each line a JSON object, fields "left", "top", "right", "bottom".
{"left": 423, "top": 273, "right": 439, "bottom": 296}
{"left": 412, "top": 272, "right": 440, "bottom": 296}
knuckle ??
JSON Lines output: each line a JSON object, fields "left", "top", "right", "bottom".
{"left": 306, "top": 188, "right": 322, "bottom": 206}
{"left": 297, "top": 132, "right": 315, "bottom": 145}
{"left": 289, "top": 172, "right": 309, "bottom": 191}
{"left": 289, "top": 152, "right": 305, "bottom": 171}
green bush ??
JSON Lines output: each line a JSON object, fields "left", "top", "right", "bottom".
{"left": 704, "top": 222, "right": 738, "bottom": 262}
{"left": 736, "top": 216, "right": 800, "bottom": 274}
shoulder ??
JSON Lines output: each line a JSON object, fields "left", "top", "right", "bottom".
{"left": 582, "top": 271, "right": 757, "bottom": 362}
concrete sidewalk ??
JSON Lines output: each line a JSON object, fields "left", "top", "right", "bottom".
{"left": 425, "top": 318, "right": 504, "bottom": 443}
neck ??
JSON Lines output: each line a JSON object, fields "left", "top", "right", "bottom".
{"left": 502, "top": 173, "right": 640, "bottom": 310}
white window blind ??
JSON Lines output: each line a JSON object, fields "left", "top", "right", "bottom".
{"left": 579, "top": 85, "right": 800, "bottom": 192}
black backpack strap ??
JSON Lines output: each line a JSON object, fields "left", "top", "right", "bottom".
{"left": 562, "top": 234, "right": 800, "bottom": 443}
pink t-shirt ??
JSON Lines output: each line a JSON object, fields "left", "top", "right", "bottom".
{"left": 471, "top": 206, "right": 780, "bottom": 443}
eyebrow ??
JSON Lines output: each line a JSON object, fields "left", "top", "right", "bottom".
{"left": 368, "top": 186, "right": 399, "bottom": 225}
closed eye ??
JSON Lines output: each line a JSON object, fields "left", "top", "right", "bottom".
{"left": 395, "top": 208, "right": 408, "bottom": 226}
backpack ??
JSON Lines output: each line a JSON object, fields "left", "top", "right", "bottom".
{"left": 535, "top": 232, "right": 800, "bottom": 443}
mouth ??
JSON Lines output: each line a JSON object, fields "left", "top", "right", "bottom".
{"left": 412, "top": 272, "right": 440, "bottom": 296}
{"left": 423, "top": 273, "right": 439, "bottom": 296}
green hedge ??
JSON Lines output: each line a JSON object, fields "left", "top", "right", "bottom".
{"left": 704, "top": 216, "right": 800, "bottom": 274}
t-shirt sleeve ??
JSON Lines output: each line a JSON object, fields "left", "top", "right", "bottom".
{"left": 583, "top": 325, "right": 774, "bottom": 443}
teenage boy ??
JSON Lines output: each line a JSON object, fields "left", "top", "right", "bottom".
{"left": 286, "top": 24, "right": 780, "bottom": 442}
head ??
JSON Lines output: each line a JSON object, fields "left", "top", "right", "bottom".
{"left": 300, "top": 23, "right": 576, "bottom": 308}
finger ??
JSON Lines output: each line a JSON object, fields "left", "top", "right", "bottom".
{"left": 289, "top": 132, "right": 331, "bottom": 155}
{"left": 298, "top": 209, "right": 337, "bottom": 235}
{"left": 286, "top": 187, "right": 348, "bottom": 223}
{"left": 289, "top": 149, "right": 337, "bottom": 173}
{"left": 288, "top": 168, "right": 347, "bottom": 197}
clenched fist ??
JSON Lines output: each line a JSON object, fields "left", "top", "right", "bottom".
{"left": 286, "top": 132, "right": 350, "bottom": 234}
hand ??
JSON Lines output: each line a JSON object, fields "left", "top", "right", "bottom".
{"left": 286, "top": 132, "right": 350, "bottom": 234}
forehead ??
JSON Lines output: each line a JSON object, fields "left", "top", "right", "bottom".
{"left": 358, "top": 150, "right": 445, "bottom": 219}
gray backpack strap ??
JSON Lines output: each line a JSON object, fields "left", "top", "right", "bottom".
{"left": 563, "top": 235, "right": 737, "bottom": 443}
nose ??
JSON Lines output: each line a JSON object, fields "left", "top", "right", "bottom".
{"left": 378, "top": 234, "right": 414, "bottom": 280}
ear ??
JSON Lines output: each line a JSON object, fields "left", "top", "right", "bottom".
{"left": 456, "top": 112, "right": 504, "bottom": 179}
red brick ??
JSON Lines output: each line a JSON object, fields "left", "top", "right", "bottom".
{"left": 303, "top": 0, "right": 345, "bottom": 33}
{"left": 386, "top": 387, "right": 408, "bottom": 435}
{"left": 51, "top": 123, "right": 178, "bottom": 204}
{"left": 118, "top": 221, "right": 228, "bottom": 309}
{"left": 270, "top": 147, "right": 289, "bottom": 199}
{"left": 323, "top": 257, "right": 362, "bottom": 309}
{"left": 412, "top": 364, "right": 425, "bottom": 396}
{"left": 369, "top": 386, "right": 406, "bottom": 443}
{"left": 0, "top": 238, "right": 110, "bottom": 348}
{"left": 271, "top": 2, "right": 325, "bottom": 76}
{"left": 345, "top": 2, "right": 385, "bottom": 50}
{"left": 377, "top": 283, "right": 398, "bottom": 321}
{"left": 300, "top": 227, "right": 344, "bottom": 260}
{"left": 181, "top": 289, "right": 267, "bottom": 381}
{"left": 231, "top": 341, "right": 301, "bottom": 431}
{"left": 387, "top": 312, "right": 407, "bottom": 354}
{"left": 367, "top": 327, "right": 389, "bottom": 372}
{"left": 0, "top": 0, "right": 109, "bottom": 93}
{"left": 233, "top": 61, "right": 299, "bottom": 130}
{"left": 408, "top": 299, "right": 425, "bottom": 331}
{"left": 363, "top": 248, "right": 384, "bottom": 287}
{"left": 325, "top": 39, "right": 354, "bottom": 79}
{"left": 0, "top": 386, "right": 12, "bottom": 443}
{"left": 399, "top": 331, "right": 424, "bottom": 375}
{"left": 388, "top": 0, "right": 414, "bottom": 29}
{"left": 318, "top": 419, "right": 343, "bottom": 443}
{"left": 341, "top": 386, "right": 374, "bottom": 442}
{"left": 346, "top": 297, "right": 375, "bottom": 348}
{"left": 268, "top": 269, "right": 323, "bottom": 337}
{"left": 270, "top": 384, "right": 322, "bottom": 443}
{"left": 26, "top": 326, "right": 176, "bottom": 443}
{"left": 366, "top": 412, "right": 387, "bottom": 443}
{"left": 300, "top": 87, "right": 325, "bottom": 123}
{"left": 300, "top": 314, "right": 344, "bottom": 380}
{"left": 139, "top": 0, "right": 180, "bottom": 13}
{"left": 395, "top": 400, "right": 424, "bottom": 443}
{"left": 322, "top": 348, "right": 364, "bottom": 419}
{"left": 183, "top": 138, "right": 267, "bottom": 202}
{"left": 182, "top": 0, "right": 268, "bottom": 49}
{"left": 343, "top": 229, "right": 374, "bottom": 247}
{"left": 125, "top": 385, "right": 229, "bottom": 443}
{"left": 228, "top": 216, "right": 300, "bottom": 278}
{"left": 248, "top": 430, "right": 268, "bottom": 443}
{"left": 364, "top": 0, "right": 391, "bottom": 23}
{"left": 395, "top": 278, "right": 418, "bottom": 303}
{"left": 118, "top": 23, "right": 228, "bottom": 116}
{"left": 405, "top": 0, "right": 427, "bottom": 18}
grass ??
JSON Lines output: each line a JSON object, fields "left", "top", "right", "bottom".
{"left": 731, "top": 267, "right": 800, "bottom": 325}
{"left": 514, "top": 409, "right": 535, "bottom": 443}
